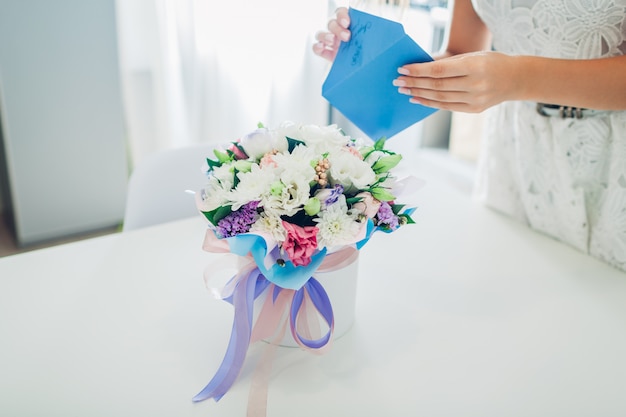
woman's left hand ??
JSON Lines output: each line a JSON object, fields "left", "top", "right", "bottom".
{"left": 393, "top": 51, "right": 522, "bottom": 113}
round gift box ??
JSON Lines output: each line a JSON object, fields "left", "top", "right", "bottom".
{"left": 259, "top": 253, "right": 359, "bottom": 348}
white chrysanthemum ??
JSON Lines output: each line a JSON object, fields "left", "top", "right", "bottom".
{"left": 197, "top": 175, "right": 233, "bottom": 212}
{"left": 272, "top": 145, "right": 317, "bottom": 179}
{"left": 274, "top": 122, "right": 350, "bottom": 154}
{"left": 274, "top": 121, "right": 300, "bottom": 141}
{"left": 297, "top": 123, "right": 351, "bottom": 154}
{"left": 262, "top": 170, "right": 311, "bottom": 217}
{"left": 229, "top": 164, "right": 277, "bottom": 210}
{"left": 328, "top": 148, "right": 377, "bottom": 190}
{"left": 239, "top": 128, "right": 288, "bottom": 161}
{"left": 314, "top": 200, "right": 361, "bottom": 248}
{"left": 250, "top": 211, "right": 286, "bottom": 243}
{"left": 210, "top": 163, "right": 236, "bottom": 184}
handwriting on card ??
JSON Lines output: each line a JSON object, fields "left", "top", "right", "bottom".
{"left": 348, "top": 18, "right": 372, "bottom": 66}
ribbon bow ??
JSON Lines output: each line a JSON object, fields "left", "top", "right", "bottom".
{"left": 193, "top": 230, "right": 359, "bottom": 415}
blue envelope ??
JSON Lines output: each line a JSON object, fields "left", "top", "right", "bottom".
{"left": 322, "top": 8, "right": 438, "bottom": 140}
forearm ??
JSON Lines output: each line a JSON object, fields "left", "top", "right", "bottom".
{"left": 439, "top": 0, "right": 491, "bottom": 58}
{"left": 513, "top": 55, "right": 626, "bottom": 110}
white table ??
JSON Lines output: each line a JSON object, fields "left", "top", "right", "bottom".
{"left": 1, "top": 150, "right": 625, "bottom": 417}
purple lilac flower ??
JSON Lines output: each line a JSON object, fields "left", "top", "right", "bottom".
{"left": 376, "top": 201, "right": 399, "bottom": 230}
{"left": 217, "top": 201, "right": 260, "bottom": 238}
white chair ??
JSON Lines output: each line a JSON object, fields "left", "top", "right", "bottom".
{"left": 123, "top": 145, "right": 213, "bottom": 231}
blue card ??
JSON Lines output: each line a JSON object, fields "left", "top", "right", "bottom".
{"left": 322, "top": 8, "right": 438, "bottom": 140}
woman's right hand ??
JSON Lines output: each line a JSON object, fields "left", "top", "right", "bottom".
{"left": 312, "top": 7, "right": 351, "bottom": 62}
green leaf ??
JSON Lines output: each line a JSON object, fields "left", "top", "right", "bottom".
{"left": 359, "top": 145, "right": 374, "bottom": 160}
{"left": 203, "top": 205, "right": 233, "bottom": 225}
{"left": 232, "top": 167, "right": 240, "bottom": 188}
{"left": 373, "top": 137, "right": 387, "bottom": 151}
{"left": 371, "top": 154, "right": 402, "bottom": 174}
{"left": 206, "top": 157, "right": 222, "bottom": 170}
{"left": 399, "top": 213, "right": 416, "bottom": 225}
{"left": 257, "top": 121, "right": 265, "bottom": 128}
{"left": 286, "top": 136, "right": 306, "bottom": 153}
{"left": 213, "top": 149, "right": 231, "bottom": 164}
{"left": 369, "top": 186, "right": 395, "bottom": 201}
{"left": 390, "top": 204, "right": 405, "bottom": 215}
{"left": 346, "top": 196, "right": 363, "bottom": 206}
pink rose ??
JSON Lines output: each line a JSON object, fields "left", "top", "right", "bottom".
{"left": 227, "top": 140, "right": 248, "bottom": 160}
{"left": 281, "top": 221, "right": 318, "bottom": 267}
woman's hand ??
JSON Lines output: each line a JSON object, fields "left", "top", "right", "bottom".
{"left": 393, "top": 51, "right": 522, "bottom": 113}
{"left": 312, "top": 7, "right": 351, "bottom": 62}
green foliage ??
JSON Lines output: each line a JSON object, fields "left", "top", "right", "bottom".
{"left": 399, "top": 213, "right": 416, "bottom": 224}
{"left": 373, "top": 137, "right": 387, "bottom": 150}
{"left": 286, "top": 136, "right": 306, "bottom": 153}
{"left": 369, "top": 186, "right": 395, "bottom": 201}
{"left": 390, "top": 204, "right": 405, "bottom": 214}
{"left": 346, "top": 196, "right": 363, "bottom": 206}
{"left": 232, "top": 167, "right": 240, "bottom": 188}
{"left": 203, "top": 205, "right": 233, "bottom": 225}
{"left": 213, "top": 149, "right": 231, "bottom": 164}
{"left": 206, "top": 157, "right": 222, "bottom": 171}
{"left": 371, "top": 154, "right": 402, "bottom": 174}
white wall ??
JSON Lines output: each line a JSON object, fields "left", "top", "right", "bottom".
{"left": 0, "top": 0, "right": 128, "bottom": 246}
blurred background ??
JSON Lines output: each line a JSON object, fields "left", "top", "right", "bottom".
{"left": 0, "top": 0, "right": 480, "bottom": 255}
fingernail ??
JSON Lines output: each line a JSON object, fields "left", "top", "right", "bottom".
{"left": 340, "top": 18, "right": 349, "bottom": 28}
{"left": 340, "top": 31, "right": 350, "bottom": 41}
{"left": 325, "top": 33, "right": 334, "bottom": 43}
{"left": 392, "top": 79, "right": 406, "bottom": 87}
{"left": 398, "top": 88, "right": 411, "bottom": 95}
{"left": 397, "top": 67, "right": 409, "bottom": 75}
{"left": 409, "top": 98, "right": 422, "bottom": 104}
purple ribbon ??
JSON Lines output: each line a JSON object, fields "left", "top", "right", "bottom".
{"left": 193, "top": 268, "right": 264, "bottom": 402}
{"left": 289, "top": 278, "right": 334, "bottom": 349}
{"left": 193, "top": 269, "right": 334, "bottom": 402}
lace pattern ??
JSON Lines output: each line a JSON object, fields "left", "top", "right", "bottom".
{"left": 471, "top": 0, "right": 626, "bottom": 58}
{"left": 471, "top": 0, "right": 626, "bottom": 271}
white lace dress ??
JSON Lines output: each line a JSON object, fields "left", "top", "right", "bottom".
{"left": 471, "top": 0, "right": 626, "bottom": 271}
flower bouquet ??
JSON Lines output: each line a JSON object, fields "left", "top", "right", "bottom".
{"left": 193, "top": 121, "right": 418, "bottom": 409}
